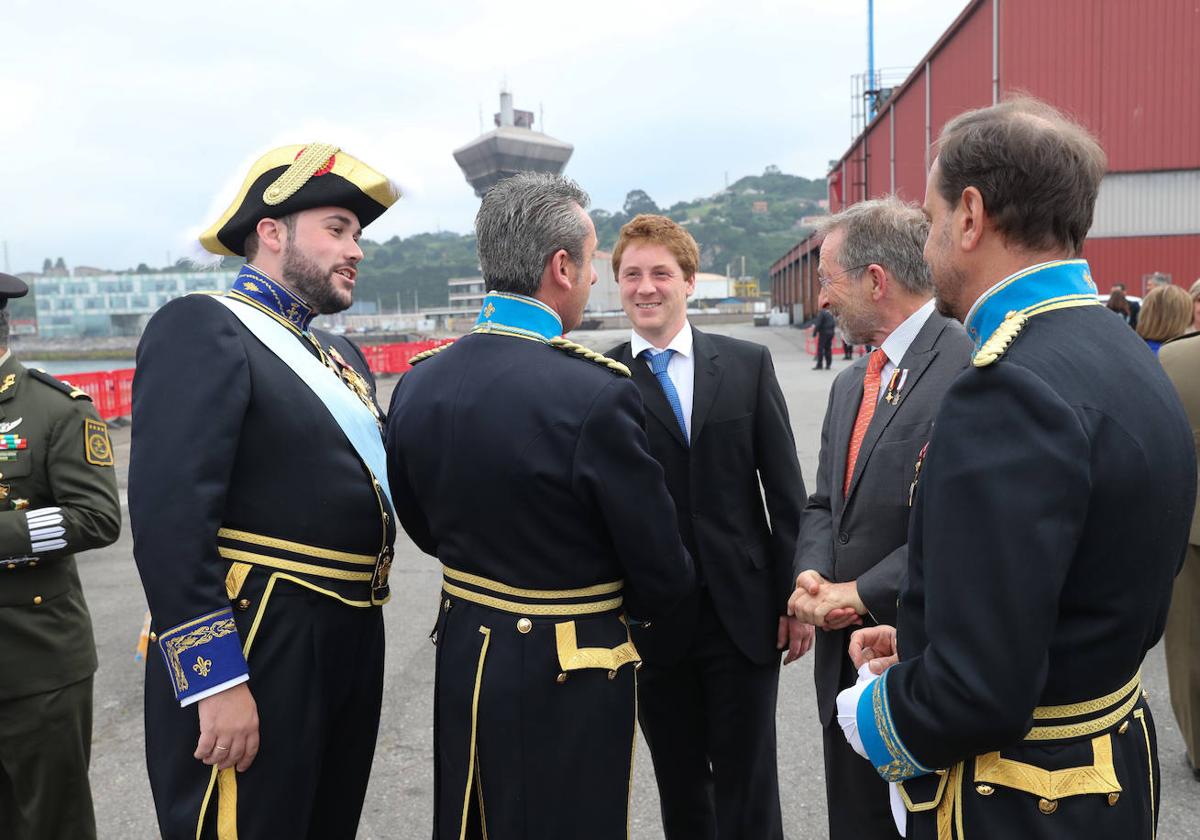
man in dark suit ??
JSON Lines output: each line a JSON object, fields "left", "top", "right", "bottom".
{"left": 843, "top": 98, "right": 1194, "bottom": 839}
{"left": 789, "top": 197, "right": 971, "bottom": 838}
{"left": 606, "top": 214, "right": 807, "bottom": 840}
{"left": 386, "top": 177, "right": 694, "bottom": 839}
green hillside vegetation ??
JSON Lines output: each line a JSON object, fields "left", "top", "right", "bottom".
{"left": 35, "top": 166, "right": 824, "bottom": 311}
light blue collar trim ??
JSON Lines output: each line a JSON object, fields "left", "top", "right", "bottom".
{"left": 473, "top": 291, "right": 563, "bottom": 342}
{"left": 963, "top": 260, "right": 1098, "bottom": 348}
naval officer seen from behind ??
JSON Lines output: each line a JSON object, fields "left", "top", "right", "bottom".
{"left": 385, "top": 172, "right": 695, "bottom": 840}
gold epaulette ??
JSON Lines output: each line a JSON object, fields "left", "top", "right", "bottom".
{"left": 549, "top": 337, "right": 631, "bottom": 377}
{"left": 409, "top": 344, "right": 449, "bottom": 366}
{"left": 973, "top": 312, "right": 1028, "bottom": 368}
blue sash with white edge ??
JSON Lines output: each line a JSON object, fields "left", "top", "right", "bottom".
{"left": 213, "top": 295, "right": 393, "bottom": 511}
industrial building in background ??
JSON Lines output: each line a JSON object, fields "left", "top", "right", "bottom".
{"left": 452, "top": 90, "right": 574, "bottom": 197}
{"left": 771, "top": 0, "right": 1200, "bottom": 323}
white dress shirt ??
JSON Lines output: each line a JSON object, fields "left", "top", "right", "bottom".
{"left": 875, "top": 299, "right": 936, "bottom": 404}
{"left": 630, "top": 322, "right": 695, "bottom": 440}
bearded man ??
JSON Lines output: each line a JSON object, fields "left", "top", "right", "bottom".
{"left": 129, "top": 143, "right": 399, "bottom": 839}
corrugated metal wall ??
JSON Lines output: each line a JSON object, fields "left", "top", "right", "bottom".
{"left": 891, "top": 70, "right": 928, "bottom": 203}
{"left": 1092, "top": 170, "right": 1200, "bottom": 238}
{"left": 929, "top": 0, "right": 995, "bottom": 141}
{"left": 1083, "top": 234, "right": 1200, "bottom": 293}
{"left": 1001, "top": 0, "right": 1200, "bottom": 172}
{"left": 779, "top": 0, "right": 1200, "bottom": 318}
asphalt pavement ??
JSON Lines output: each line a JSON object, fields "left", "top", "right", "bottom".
{"left": 83, "top": 323, "right": 1199, "bottom": 838}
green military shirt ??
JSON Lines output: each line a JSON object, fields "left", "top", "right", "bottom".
{"left": 0, "top": 353, "right": 121, "bottom": 702}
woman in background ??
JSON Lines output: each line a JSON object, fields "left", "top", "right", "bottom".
{"left": 1107, "top": 287, "right": 1134, "bottom": 326}
{"left": 1137, "top": 283, "right": 1193, "bottom": 354}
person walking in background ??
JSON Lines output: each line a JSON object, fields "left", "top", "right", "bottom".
{"left": 1107, "top": 286, "right": 1134, "bottom": 326}
{"left": 813, "top": 305, "right": 836, "bottom": 369}
{"left": 1136, "top": 283, "right": 1193, "bottom": 353}
{"left": 1159, "top": 329, "right": 1200, "bottom": 783}
{"left": 0, "top": 273, "right": 121, "bottom": 840}
{"left": 789, "top": 197, "right": 971, "bottom": 839}
{"left": 606, "top": 215, "right": 808, "bottom": 840}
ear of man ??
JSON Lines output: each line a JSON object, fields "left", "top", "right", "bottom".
{"left": 958, "top": 186, "right": 987, "bottom": 252}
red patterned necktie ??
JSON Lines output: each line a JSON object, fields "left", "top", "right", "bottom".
{"left": 844, "top": 349, "right": 888, "bottom": 497}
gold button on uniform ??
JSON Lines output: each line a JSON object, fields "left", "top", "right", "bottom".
{"left": 1038, "top": 799, "right": 1057, "bottom": 815}
{"left": 443, "top": 598, "right": 451, "bottom": 612}
{"left": 1108, "top": 793, "right": 1120, "bottom": 806}
{"left": 975, "top": 784, "right": 994, "bottom": 796}
{"left": 607, "top": 670, "right": 617, "bottom": 680}
{"left": 1118, "top": 720, "right": 1130, "bottom": 735}
{"left": 32, "top": 596, "right": 42, "bottom": 605}
{"left": 237, "top": 599, "right": 251, "bottom": 611}
{"left": 5, "top": 563, "right": 13, "bottom": 570}
{"left": 556, "top": 673, "right": 568, "bottom": 684}
{"left": 517, "top": 618, "right": 532, "bottom": 634}
{"left": 149, "top": 632, "right": 157, "bottom": 643}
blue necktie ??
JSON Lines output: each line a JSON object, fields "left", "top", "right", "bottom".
{"left": 645, "top": 348, "right": 688, "bottom": 444}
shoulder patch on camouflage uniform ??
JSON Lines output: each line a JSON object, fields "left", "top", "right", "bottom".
{"left": 409, "top": 344, "right": 450, "bottom": 366}
{"left": 29, "top": 368, "right": 93, "bottom": 401}
{"left": 973, "top": 312, "right": 1028, "bottom": 368}
{"left": 549, "top": 337, "right": 631, "bottom": 377}
{"left": 84, "top": 417, "right": 114, "bottom": 467}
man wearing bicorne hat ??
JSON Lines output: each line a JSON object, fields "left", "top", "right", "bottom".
{"left": 129, "top": 143, "right": 399, "bottom": 839}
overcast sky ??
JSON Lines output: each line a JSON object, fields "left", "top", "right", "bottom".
{"left": 2, "top": 0, "right": 968, "bottom": 273}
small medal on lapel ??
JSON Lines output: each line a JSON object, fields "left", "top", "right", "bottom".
{"left": 884, "top": 368, "right": 907, "bottom": 404}
{"left": 0, "top": 483, "right": 8, "bottom": 503}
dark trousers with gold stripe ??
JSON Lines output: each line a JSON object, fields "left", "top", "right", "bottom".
{"left": 145, "top": 571, "right": 385, "bottom": 840}
{"left": 433, "top": 578, "right": 639, "bottom": 840}
{"left": 902, "top": 690, "right": 1160, "bottom": 839}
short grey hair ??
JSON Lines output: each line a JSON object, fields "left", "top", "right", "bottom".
{"left": 818, "top": 196, "right": 932, "bottom": 296}
{"left": 475, "top": 173, "right": 591, "bottom": 297}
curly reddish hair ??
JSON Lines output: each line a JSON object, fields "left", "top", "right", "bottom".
{"left": 612, "top": 214, "right": 700, "bottom": 279}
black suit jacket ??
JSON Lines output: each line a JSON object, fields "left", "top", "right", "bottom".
{"left": 608, "top": 327, "right": 805, "bottom": 665}
{"left": 795, "top": 309, "right": 971, "bottom": 725}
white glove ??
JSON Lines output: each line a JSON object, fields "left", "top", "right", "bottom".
{"left": 835, "top": 663, "right": 879, "bottom": 759}
{"left": 836, "top": 664, "right": 908, "bottom": 837}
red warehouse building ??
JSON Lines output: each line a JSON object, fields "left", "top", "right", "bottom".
{"left": 771, "top": 0, "right": 1200, "bottom": 322}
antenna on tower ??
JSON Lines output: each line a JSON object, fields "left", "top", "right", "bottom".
{"left": 539, "top": 102, "right": 544, "bottom": 133}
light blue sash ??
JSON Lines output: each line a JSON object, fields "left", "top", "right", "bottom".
{"left": 214, "top": 295, "right": 393, "bottom": 511}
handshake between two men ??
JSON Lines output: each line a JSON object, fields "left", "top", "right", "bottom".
{"left": 787, "top": 570, "right": 899, "bottom": 674}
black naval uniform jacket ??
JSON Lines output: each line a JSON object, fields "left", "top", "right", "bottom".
{"left": 385, "top": 292, "right": 695, "bottom": 840}
{"left": 130, "top": 287, "right": 393, "bottom": 704}
{"left": 855, "top": 261, "right": 1195, "bottom": 839}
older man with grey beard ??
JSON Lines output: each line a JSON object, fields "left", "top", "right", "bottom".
{"left": 788, "top": 196, "right": 971, "bottom": 839}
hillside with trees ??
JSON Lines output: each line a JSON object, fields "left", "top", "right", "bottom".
{"left": 33, "top": 166, "right": 825, "bottom": 312}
